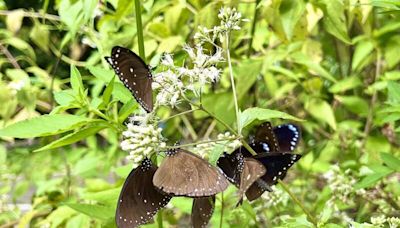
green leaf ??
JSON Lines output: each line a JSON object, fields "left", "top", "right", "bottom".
{"left": 102, "top": 76, "right": 115, "bottom": 105}
{"left": 318, "top": 0, "right": 351, "bottom": 44}
{"left": 234, "top": 59, "right": 263, "bottom": 101}
{"left": 387, "top": 81, "right": 400, "bottom": 103}
{"left": 380, "top": 152, "right": 400, "bottom": 172}
{"left": 291, "top": 52, "right": 337, "bottom": 82}
{"left": 305, "top": 99, "right": 336, "bottom": 130}
{"left": 0, "top": 114, "right": 92, "bottom": 138}
{"left": 83, "top": 188, "right": 120, "bottom": 205}
{"left": 335, "top": 96, "right": 369, "bottom": 117}
{"left": 208, "top": 144, "right": 225, "bottom": 166}
{"left": 352, "top": 40, "right": 374, "bottom": 72}
{"left": 355, "top": 170, "right": 393, "bottom": 189}
{"left": 65, "top": 203, "right": 113, "bottom": 220}
{"left": 70, "top": 65, "right": 84, "bottom": 95}
{"left": 280, "top": 0, "right": 306, "bottom": 40}
{"left": 239, "top": 107, "right": 303, "bottom": 131}
{"left": 329, "top": 76, "right": 362, "bottom": 93}
{"left": 34, "top": 123, "right": 108, "bottom": 152}
{"left": 53, "top": 90, "right": 77, "bottom": 106}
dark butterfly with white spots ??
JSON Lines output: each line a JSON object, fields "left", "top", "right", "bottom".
{"left": 116, "top": 158, "right": 171, "bottom": 228}
{"left": 153, "top": 149, "right": 229, "bottom": 197}
{"left": 217, "top": 151, "right": 266, "bottom": 197}
{"left": 218, "top": 122, "right": 302, "bottom": 201}
{"left": 191, "top": 196, "right": 215, "bottom": 228}
{"left": 105, "top": 46, "right": 153, "bottom": 112}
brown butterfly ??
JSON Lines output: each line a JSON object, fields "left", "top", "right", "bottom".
{"left": 153, "top": 149, "right": 229, "bottom": 197}
{"left": 116, "top": 158, "right": 171, "bottom": 228}
{"left": 105, "top": 46, "right": 153, "bottom": 112}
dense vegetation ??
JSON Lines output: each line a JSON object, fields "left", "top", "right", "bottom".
{"left": 1, "top": 0, "right": 400, "bottom": 227}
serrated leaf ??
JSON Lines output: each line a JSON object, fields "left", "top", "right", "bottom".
{"left": 0, "top": 114, "right": 92, "bottom": 138}
{"left": 234, "top": 59, "right": 263, "bottom": 101}
{"left": 319, "top": 0, "right": 351, "bottom": 44}
{"left": 387, "top": 81, "right": 400, "bottom": 103}
{"left": 239, "top": 107, "right": 303, "bottom": 131}
{"left": 208, "top": 144, "right": 225, "bottom": 166}
{"left": 352, "top": 40, "right": 374, "bottom": 72}
{"left": 336, "top": 95, "right": 369, "bottom": 117}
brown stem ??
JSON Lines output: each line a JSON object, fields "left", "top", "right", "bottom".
{"left": 0, "top": 43, "right": 21, "bottom": 69}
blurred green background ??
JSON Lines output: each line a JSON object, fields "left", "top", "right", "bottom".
{"left": 0, "top": 0, "right": 400, "bottom": 227}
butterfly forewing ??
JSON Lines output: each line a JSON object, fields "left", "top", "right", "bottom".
{"left": 273, "top": 124, "right": 301, "bottom": 152}
{"left": 191, "top": 196, "right": 215, "bottom": 228}
{"left": 238, "top": 158, "right": 266, "bottom": 196}
{"left": 216, "top": 150, "right": 244, "bottom": 186}
{"left": 253, "top": 122, "right": 280, "bottom": 153}
{"left": 106, "top": 46, "right": 153, "bottom": 112}
{"left": 116, "top": 159, "right": 171, "bottom": 228}
{"left": 153, "top": 149, "right": 229, "bottom": 197}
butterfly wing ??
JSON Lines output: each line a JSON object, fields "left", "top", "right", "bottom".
{"left": 238, "top": 158, "right": 266, "bottom": 196}
{"left": 153, "top": 149, "right": 229, "bottom": 197}
{"left": 216, "top": 150, "right": 244, "bottom": 186}
{"left": 256, "top": 153, "right": 301, "bottom": 186}
{"left": 252, "top": 122, "right": 280, "bottom": 153}
{"left": 105, "top": 46, "right": 153, "bottom": 112}
{"left": 245, "top": 179, "right": 273, "bottom": 201}
{"left": 273, "top": 124, "right": 301, "bottom": 152}
{"left": 116, "top": 159, "right": 171, "bottom": 228}
{"left": 191, "top": 196, "right": 215, "bottom": 228}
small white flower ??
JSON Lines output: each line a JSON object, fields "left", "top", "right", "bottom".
{"left": 121, "top": 114, "right": 166, "bottom": 167}
{"left": 371, "top": 215, "right": 386, "bottom": 227}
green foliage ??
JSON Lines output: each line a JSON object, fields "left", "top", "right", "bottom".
{"left": 1, "top": 0, "right": 400, "bottom": 227}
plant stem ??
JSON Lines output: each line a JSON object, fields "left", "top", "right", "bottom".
{"left": 219, "top": 192, "right": 224, "bottom": 228}
{"left": 166, "top": 138, "right": 240, "bottom": 149}
{"left": 247, "top": 0, "right": 261, "bottom": 57}
{"left": 134, "top": 0, "right": 145, "bottom": 59}
{"left": 161, "top": 109, "right": 198, "bottom": 122}
{"left": 157, "top": 211, "right": 163, "bottom": 228}
{"left": 278, "top": 180, "right": 318, "bottom": 226}
{"left": 362, "top": 49, "right": 381, "bottom": 149}
{"left": 225, "top": 33, "right": 241, "bottom": 135}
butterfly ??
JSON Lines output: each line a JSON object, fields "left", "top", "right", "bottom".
{"left": 116, "top": 158, "right": 171, "bottom": 228}
{"left": 153, "top": 149, "right": 229, "bottom": 197}
{"left": 218, "top": 122, "right": 302, "bottom": 201}
{"left": 105, "top": 46, "right": 153, "bottom": 112}
{"left": 191, "top": 196, "right": 215, "bottom": 228}
{"left": 217, "top": 151, "right": 266, "bottom": 197}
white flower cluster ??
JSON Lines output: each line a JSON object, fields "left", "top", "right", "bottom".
{"left": 260, "top": 185, "right": 289, "bottom": 207}
{"left": 323, "top": 165, "right": 356, "bottom": 203}
{"left": 193, "top": 132, "right": 241, "bottom": 158}
{"left": 195, "top": 7, "right": 247, "bottom": 44}
{"left": 153, "top": 45, "right": 224, "bottom": 107}
{"left": 369, "top": 215, "right": 400, "bottom": 228}
{"left": 120, "top": 115, "right": 166, "bottom": 168}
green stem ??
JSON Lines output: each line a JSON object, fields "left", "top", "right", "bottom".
{"left": 247, "top": 0, "right": 261, "bottom": 57}
{"left": 219, "top": 192, "right": 224, "bottom": 228}
{"left": 225, "top": 33, "right": 240, "bottom": 135}
{"left": 161, "top": 109, "right": 198, "bottom": 122}
{"left": 166, "top": 138, "right": 240, "bottom": 149}
{"left": 278, "top": 180, "right": 318, "bottom": 226}
{"left": 134, "top": 0, "right": 145, "bottom": 59}
{"left": 157, "top": 211, "right": 163, "bottom": 228}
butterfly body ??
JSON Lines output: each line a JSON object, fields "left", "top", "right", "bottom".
{"left": 106, "top": 46, "right": 153, "bottom": 112}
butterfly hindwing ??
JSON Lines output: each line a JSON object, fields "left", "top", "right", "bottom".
{"left": 191, "top": 196, "right": 215, "bottom": 228}
{"left": 106, "top": 46, "right": 153, "bottom": 112}
{"left": 116, "top": 158, "right": 171, "bottom": 228}
{"left": 153, "top": 149, "right": 229, "bottom": 197}
{"left": 273, "top": 124, "right": 301, "bottom": 152}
